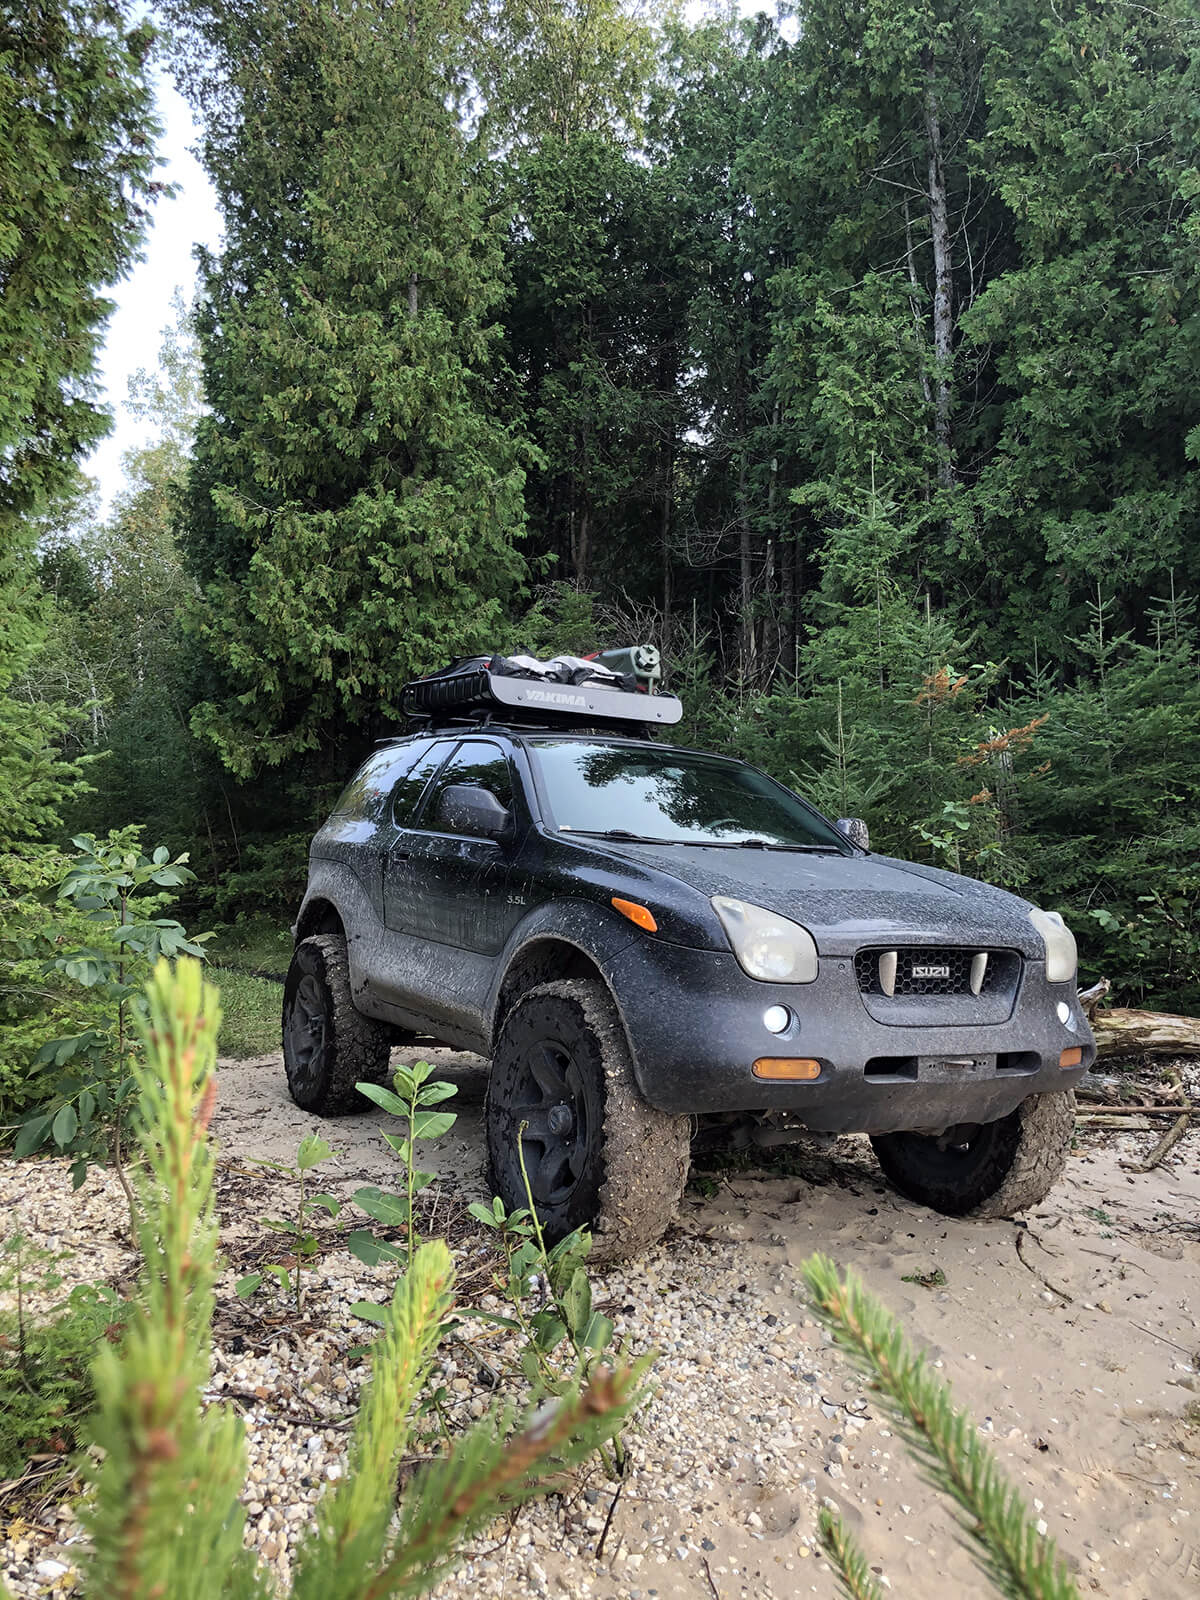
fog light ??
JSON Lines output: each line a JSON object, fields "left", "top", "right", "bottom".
{"left": 1059, "top": 1046, "right": 1083, "bottom": 1069}
{"left": 1056, "top": 1001, "right": 1071, "bottom": 1023}
{"left": 763, "top": 1005, "right": 791, "bottom": 1034}
{"left": 752, "top": 1057, "right": 821, "bottom": 1081}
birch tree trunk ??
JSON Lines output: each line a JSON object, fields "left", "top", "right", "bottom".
{"left": 924, "top": 77, "right": 955, "bottom": 493}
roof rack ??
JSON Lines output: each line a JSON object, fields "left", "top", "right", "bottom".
{"left": 401, "top": 656, "right": 684, "bottom": 734}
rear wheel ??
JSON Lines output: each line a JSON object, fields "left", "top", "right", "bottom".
{"left": 486, "top": 978, "right": 690, "bottom": 1263}
{"left": 282, "top": 933, "right": 390, "bottom": 1115}
{"left": 870, "top": 1089, "right": 1076, "bottom": 1216}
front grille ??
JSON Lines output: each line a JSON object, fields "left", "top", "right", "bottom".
{"left": 854, "top": 947, "right": 1018, "bottom": 998}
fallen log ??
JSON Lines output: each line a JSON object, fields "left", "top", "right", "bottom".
{"left": 1088, "top": 1006, "right": 1200, "bottom": 1059}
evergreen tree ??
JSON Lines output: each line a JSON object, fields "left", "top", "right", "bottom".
{"left": 962, "top": 0, "right": 1200, "bottom": 655}
{"left": 484, "top": 0, "right": 694, "bottom": 603}
{"left": 170, "top": 0, "right": 530, "bottom": 778}
{"left": 0, "top": 0, "right": 159, "bottom": 1113}
{"left": 0, "top": 0, "right": 159, "bottom": 848}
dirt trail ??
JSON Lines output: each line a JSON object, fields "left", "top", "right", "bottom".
{"left": 210, "top": 1047, "right": 1200, "bottom": 1599}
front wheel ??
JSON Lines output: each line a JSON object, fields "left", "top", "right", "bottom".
{"left": 486, "top": 978, "right": 691, "bottom": 1263}
{"left": 870, "top": 1089, "right": 1076, "bottom": 1217}
{"left": 282, "top": 933, "right": 390, "bottom": 1115}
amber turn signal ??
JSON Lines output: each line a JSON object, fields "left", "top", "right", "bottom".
{"left": 611, "top": 897, "right": 658, "bottom": 932}
{"left": 1059, "top": 1046, "right": 1083, "bottom": 1068}
{"left": 752, "top": 1057, "right": 822, "bottom": 1081}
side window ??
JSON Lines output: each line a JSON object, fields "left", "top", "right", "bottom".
{"left": 391, "top": 739, "right": 455, "bottom": 826}
{"left": 426, "top": 740, "right": 514, "bottom": 831}
{"left": 332, "top": 745, "right": 422, "bottom": 823}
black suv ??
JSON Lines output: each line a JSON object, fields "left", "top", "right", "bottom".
{"left": 283, "top": 688, "right": 1094, "bottom": 1260}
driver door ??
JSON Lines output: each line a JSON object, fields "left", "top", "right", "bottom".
{"left": 385, "top": 738, "right": 523, "bottom": 1032}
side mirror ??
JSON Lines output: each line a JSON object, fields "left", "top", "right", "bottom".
{"left": 435, "top": 784, "right": 513, "bottom": 842}
{"left": 837, "top": 817, "right": 870, "bottom": 851}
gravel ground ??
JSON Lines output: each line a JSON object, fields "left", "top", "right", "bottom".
{"left": 3, "top": 1048, "right": 1199, "bottom": 1599}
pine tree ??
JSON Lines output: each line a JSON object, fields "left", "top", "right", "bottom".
{"left": 169, "top": 0, "right": 530, "bottom": 779}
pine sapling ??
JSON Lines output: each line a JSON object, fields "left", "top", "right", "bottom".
{"left": 43, "top": 959, "right": 644, "bottom": 1600}
{"left": 801, "top": 1253, "right": 1081, "bottom": 1600}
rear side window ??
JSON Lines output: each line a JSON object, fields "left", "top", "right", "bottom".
{"left": 332, "top": 744, "right": 429, "bottom": 823}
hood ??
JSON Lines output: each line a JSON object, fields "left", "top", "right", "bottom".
{"left": 597, "top": 842, "right": 1043, "bottom": 957}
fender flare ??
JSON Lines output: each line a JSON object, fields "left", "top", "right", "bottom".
{"left": 485, "top": 902, "right": 651, "bottom": 1082}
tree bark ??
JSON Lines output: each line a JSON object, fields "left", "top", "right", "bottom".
{"left": 903, "top": 196, "right": 934, "bottom": 415}
{"left": 924, "top": 77, "right": 954, "bottom": 492}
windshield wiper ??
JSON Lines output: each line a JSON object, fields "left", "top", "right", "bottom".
{"left": 564, "top": 828, "right": 684, "bottom": 845}
{"left": 685, "top": 838, "right": 843, "bottom": 852}
{"left": 563, "top": 829, "right": 842, "bottom": 851}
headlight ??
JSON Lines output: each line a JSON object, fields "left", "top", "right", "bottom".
{"left": 712, "top": 896, "right": 819, "bottom": 983}
{"left": 1028, "top": 907, "right": 1077, "bottom": 984}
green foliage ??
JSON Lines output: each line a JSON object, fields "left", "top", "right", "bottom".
{"left": 10, "top": 0, "right": 1200, "bottom": 1010}
{"left": 9, "top": 831, "right": 209, "bottom": 1176}
{"left": 803, "top": 1253, "right": 1081, "bottom": 1600}
{"left": 236, "top": 1134, "right": 340, "bottom": 1311}
{"left": 210, "top": 968, "right": 284, "bottom": 1059}
{"left": 0, "top": 0, "right": 159, "bottom": 535}
{"left": 348, "top": 1062, "right": 459, "bottom": 1273}
{"left": 166, "top": 0, "right": 529, "bottom": 780}
{"left": 0, "top": 1234, "right": 127, "bottom": 1479}
{"left": 68, "top": 958, "right": 644, "bottom": 1600}
{"left": 466, "top": 1198, "right": 617, "bottom": 1395}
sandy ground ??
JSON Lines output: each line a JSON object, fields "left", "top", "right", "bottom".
{"left": 206, "top": 1047, "right": 1200, "bottom": 1599}
{"left": 3, "top": 1046, "right": 1198, "bottom": 1598}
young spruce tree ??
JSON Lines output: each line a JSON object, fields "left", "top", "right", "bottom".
{"left": 171, "top": 0, "right": 529, "bottom": 778}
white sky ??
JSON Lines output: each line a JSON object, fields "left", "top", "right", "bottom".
{"left": 84, "top": 66, "right": 221, "bottom": 510}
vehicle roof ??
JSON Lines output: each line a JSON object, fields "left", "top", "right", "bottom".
{"left": 385, "top": 726, "right": 747, "bottom": 764}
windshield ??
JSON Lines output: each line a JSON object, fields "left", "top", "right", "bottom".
{"left": 528, "top": 741, "right": 848, "bottom": 850}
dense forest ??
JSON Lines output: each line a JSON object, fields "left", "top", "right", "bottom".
{"left": 4, "top": 0, "right": 1200, "bottom": 1142}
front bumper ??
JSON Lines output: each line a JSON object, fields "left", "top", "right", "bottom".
{"left": 607, "top": 939, "right": 1094, "bottom": 1133}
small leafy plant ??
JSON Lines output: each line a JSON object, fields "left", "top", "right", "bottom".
{"left": 458, "top": 1139, "right": 628, "bottom": 1474}
{"left": 0, "top": 1233, "right": 127, "bottom": 1479}
{"left": 12, "top": 829, "right": 208, "bottom": 1197}
{"left": 347, "top": 1061, "right": 458, "bottom": 1272}
{"left": 235, "top": 1134, "right": 340, "bottom": 1313}
{"left": 466, "top": 1197, "right": 616, "bottom": 1391}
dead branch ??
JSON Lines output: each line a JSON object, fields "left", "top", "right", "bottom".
{"left": 1078, "top": 978, "right": 1111, "bottom": 1018}
{"left": 1120, "top": 1113, "right": 1191, "bottom": 1173}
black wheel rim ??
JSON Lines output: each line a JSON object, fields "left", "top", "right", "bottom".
{"left": 286, "top": 971, "right": 328, "bottom": 1098}
{"left": 898, "top": 1121, "right": 994, "bottom": 1178}
{"left": 510, "top": 1036, "right": 590, "bottom": 1206}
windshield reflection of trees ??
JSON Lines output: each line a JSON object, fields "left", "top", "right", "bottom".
{"left": 574, "top": 748, "right": 812, "bottom": 843}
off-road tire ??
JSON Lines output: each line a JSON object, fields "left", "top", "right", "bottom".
{"left": 870, "top": 1089, "right": 1076, "bottom": 1217}
{"left": 486, "top": 978, "right": 690, "bottom": 1264}
{"left": 282, "top": 933, "right": 391, "bottom": 1115}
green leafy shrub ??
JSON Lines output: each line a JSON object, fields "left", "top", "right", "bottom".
{"left": 0, "top": 1234, "right": 127, "bottom": 1478}
{"left": 9, "top": 829, "right": 208, "bottom": 1179}
{"left": 236, "top": 1134, "right": 340, "bottom": 1312}
{"left": 347, "top": 1061, "right": 460, "bottom": 1272}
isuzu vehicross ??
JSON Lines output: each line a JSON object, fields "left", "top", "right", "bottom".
{"left": 282, "top": 655, "right": 1094, "bottom": 1261}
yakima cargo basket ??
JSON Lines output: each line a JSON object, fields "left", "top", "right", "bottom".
{"left": 402, "top": 652, "right": 683, "bottom": 731}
